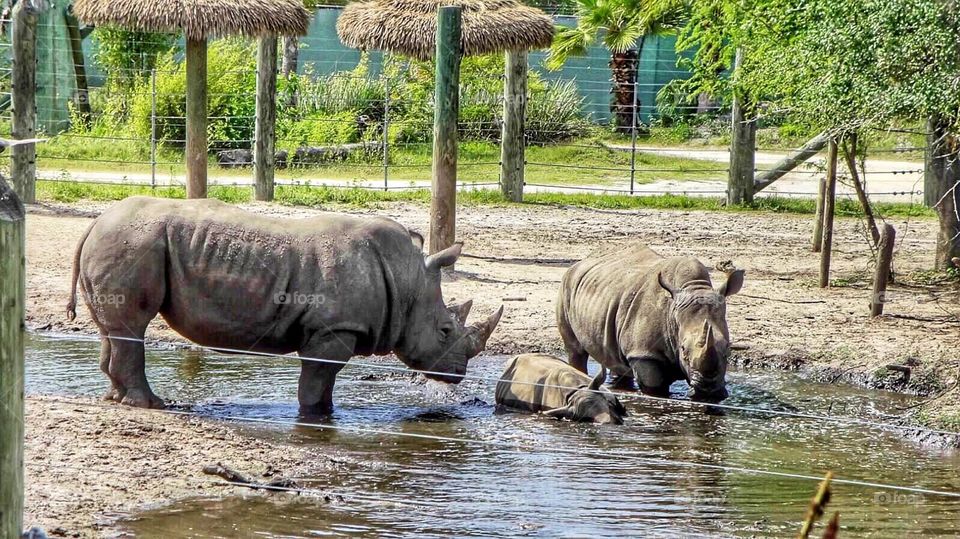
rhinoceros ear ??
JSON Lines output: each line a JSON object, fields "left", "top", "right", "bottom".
{"left": 425, "top": 242, "right": 463, "bottom": 272}
{"left": 409, "top": 230, "right": 425, "bottom": 251}
{"left": 718, "top": 269, "right": 745, "bottom": 297}
{"left": 589, "top": 366, "right": 607, "bottom": 391}
{"left": 658, "top": 272, "right": 678, "bottom": 298}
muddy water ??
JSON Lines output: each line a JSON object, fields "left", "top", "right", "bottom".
{"left": 26, "top": 334, "right": 960, "bottom": 538}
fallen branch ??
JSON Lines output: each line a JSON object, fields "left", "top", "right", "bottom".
{"left": 202, "top": 462, "right": 300, "bottom": 492}
{"left": 799, "top": 471, "right": 834, "bottom": 538}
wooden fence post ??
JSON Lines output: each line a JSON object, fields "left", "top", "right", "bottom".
{"left": 254, "top": 36, "right": 278, "bottom": 202}
{"left": 812, "top": 175, "right": 826, "bottom": 253}
{"left": 0, "top": 176, "right": 26, "bottom": 539}
{"left": 500, "top": 50, "right": 526, "bottom": 203}
{"left": 819, "top": 139, "right": 838, "bottom": 288}
{"left": 870, "top": 224, "right": 896, "bottom": 317}
{"left": 11, "top": 0, "right": 39, "bottom": 204}
{"left": 185, "top": 38, "right": 208, "bottom": 199}
{"left": 429, "top": 5, "right": 462, "bottom": 256}
{"left": 728, "top": 48, "right": 756, "bottom": 205}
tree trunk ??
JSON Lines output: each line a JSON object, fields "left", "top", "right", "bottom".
{"left": 926, "top": 117, "right": 960, "bottom": 269}
{"left": 281, "top": 36, "right": 299, "bottom": 108}
{"left": 609, "top": 47, "right": 639, "bottom": 133}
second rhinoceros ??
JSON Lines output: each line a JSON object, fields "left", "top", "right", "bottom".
{"left": 557, "top": 244, "right": 743, "bottom": 402}
{"left": 67, "top": 197, "right": 503, "bottom": 414}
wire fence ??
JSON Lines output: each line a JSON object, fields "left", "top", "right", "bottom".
{"left": 0, "top": 18, "right": 933, "bottom": 204}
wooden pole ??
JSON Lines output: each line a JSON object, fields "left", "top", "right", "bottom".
{"left": 812, "top": 174, "right": 826, "bottom": 253}
{"left": 64, "top": 7, "right": 92, "bottom": 125}
{"left": 11, "top": 0, "right": 38, "bottom": 204}
{"left": 429, "top": 5, "right": 462, "bottom": 255}
{"left": 819, "top": 139, "right": 838, "bottom": 288}
{"left": 500, "top": 50, "right": 526, "bottom": 202}
{"left": 0, "top": 175, "right": 26, "bottom": 539}
{"left": 728, "top": 48, "right": 756, "bottom": 205}
{"left": 254, "top": 36, "right": 278, "bottom": 202}
{"left": 755, "top": 132, "right": 830, "bottom": 192}
{"left": 870, "top": 224, "right": 896, "bottom": 317}
{"left": 185, "top": 38, "right": 208, "bottom": 199}
{"left": 924, "top": 115, "right": 944, "bottom": 208}
{"left": 842, "top": 133, "right": 880, "bottom": 246}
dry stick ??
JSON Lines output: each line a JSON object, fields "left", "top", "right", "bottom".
{"left": 799, "top": 471, "right": 834, "bottom": 539}
{"left": 871, "top": 224, "right": 897, "bottom": 317}
{"left": 842, "top": 133, "right": 880, "bottom": 246}
{"left": 202, "top": 463, "right": 300, "bottom": 492}
{"left": 821, "top": 512, "right": 840, "bottom": 539}
{"left": 819, "top": 140, "right": 839, "bottom": 288}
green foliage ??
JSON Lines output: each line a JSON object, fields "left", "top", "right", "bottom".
{"left": 92, "top": 27, "right": 178, "bottom": 86}
{"left": 546, "top": 0, "right": 686, "bottom": 70}
{"left": 278, "top": 111, "right": 363, "bottom": 148}
{"left": 129, "top": 39, "right": 257, "bottom": 147}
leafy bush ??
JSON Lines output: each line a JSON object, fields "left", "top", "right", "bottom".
{"left": 92, "top": 27, "right": 178, "bottom": 86}
{"left": 128, "top": 39, "right": 256, "bottom": 148}
{"left": 278, "top": 111, "right": 362, "bottom": 149}
{"left": 526, "top": 80, "right": 587, "bottom": 143}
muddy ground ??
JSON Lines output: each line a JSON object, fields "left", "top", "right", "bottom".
{"left": 20, "top": 198, "right": 960, "bottom": 535}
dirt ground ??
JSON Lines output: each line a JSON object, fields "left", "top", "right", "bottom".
{"left": 19, "top": 198, "right": 960, "bottom": 534}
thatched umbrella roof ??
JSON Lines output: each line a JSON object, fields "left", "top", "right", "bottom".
{"left": 72, "top": 0, "right": 310, "bottom": 41}
{"left": 337, "top": 0, "right": 555, "bottom": 60}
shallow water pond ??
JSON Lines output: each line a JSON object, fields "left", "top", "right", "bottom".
{"left": 26, "top": 333, "right": 960, "bottom": 537}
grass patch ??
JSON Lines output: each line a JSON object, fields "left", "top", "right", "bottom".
{"left": 35, "top": 180, "right": 937, "bottom": 218}
{"left": 30, "top": 136, "right": 727, "bottom": 187}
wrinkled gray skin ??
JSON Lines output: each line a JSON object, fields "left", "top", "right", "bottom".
{"left": 557, "top": 244, "right": 744, "bottom": 403}
{"left": 67, "top": 197, "right": 503, "bottom": 414}
{"left": 495, "top": 353, "right": 626, "bottom": 424}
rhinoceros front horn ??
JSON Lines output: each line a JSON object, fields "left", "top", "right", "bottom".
{"left": 465, "top": 305, "right": 504, "bottom": 357}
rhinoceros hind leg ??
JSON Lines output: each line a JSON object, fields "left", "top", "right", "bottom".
{"left": 297, "top": 332, "right": 356, "bottom": 416}
{"left": 98, "top": 337, "right": 125, "bottom": 402}
{"left": 108, "top": 336, "right": 165, "bottom": 409}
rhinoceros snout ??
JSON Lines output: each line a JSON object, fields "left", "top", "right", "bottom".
{"left": 423, "top": 371, "right": 466, "bottom": 384}
{"left": 688, "top": 383, "right": 729, "bottom": 403}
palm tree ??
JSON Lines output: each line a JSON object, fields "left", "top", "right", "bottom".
{"left": 546, "top": 0, "right": 685, "bottom": 132}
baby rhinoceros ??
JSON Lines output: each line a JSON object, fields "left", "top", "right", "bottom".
{"left": 495, "top": 353, "right": 627, "bottom": 424}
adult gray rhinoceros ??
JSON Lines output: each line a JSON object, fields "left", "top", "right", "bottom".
{"left": 66, "top": 197, "right": 503, "bottom": 413}
{"left": 557, "top": 244, "right": 743, "bottom": 402}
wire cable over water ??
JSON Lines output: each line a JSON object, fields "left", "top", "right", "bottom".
{"left": 37, "top": 332, "right": 960, "bottom": 438}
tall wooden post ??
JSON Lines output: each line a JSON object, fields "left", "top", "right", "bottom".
{"left": 64, "top": 7, "right": 92, "bottom": 125}
{"left": 812, "top": 175, "right": 826, "bottom": 253}
{"left": 254, "top": 36, "right": 278, "bottom": 202}
{"left": 819, "top": 139, "right": 838, "bottom": 288}
{"left": 0, "top": 176, "right": 26, "bottom": 539}
{"left": 924, "top": 116, "right": 944, "bottom": 208}
{"left": 500, "top": 50, "right": 526, "bottom": 202}
{"left": 11, "top": 0, "right": 39, "bottom": 204}
{"left": 870, "top": 224, "right": 896, "bottom": 317}
{"left": 185, "top": 38, "right": 208, "bottom": 199}
{"left": 728, "top": 48, "right": 756, "bottom": 205}
{"left": 429, "top": 6, "right": 462, "bottom": 255}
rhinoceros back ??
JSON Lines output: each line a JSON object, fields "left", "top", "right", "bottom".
{"left": 558, "top": 244, "right": 710, "bottom": 375}
{"left": 77, "top": 197, "right": 423, "bottom": 355}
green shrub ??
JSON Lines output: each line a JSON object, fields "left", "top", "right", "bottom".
{"left": 278, "top": 110, "right": 362, "bottom": 149}
{"left": 92, "top": 27, "right": 178, "bottom": 86}
{"left": 129, "top": 39, "right": 256, "bottom": 148}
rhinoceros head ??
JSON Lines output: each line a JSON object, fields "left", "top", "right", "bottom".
{"left": 658, "top": 269, "right": 745, "bottom": 403}
{"left": 544, "top": 367, "right": 627, "bottom": 424}
{"left": 396, "top": 242, "right": 504, "bottom": 384}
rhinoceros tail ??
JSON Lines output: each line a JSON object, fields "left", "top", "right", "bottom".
{"left": 67, "top": 221, "right": 96, "bottom": 321}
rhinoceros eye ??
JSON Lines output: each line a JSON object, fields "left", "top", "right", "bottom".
{"left": 439, "top": 325, "right": 453, "bottom": 340}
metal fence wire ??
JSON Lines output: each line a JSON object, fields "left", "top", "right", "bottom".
{"left": 0, "top": 18, "right": 930, "bottom": 202}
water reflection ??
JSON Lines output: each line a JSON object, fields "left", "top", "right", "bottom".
{"left": 24, "top": 333, "right": 960, "bottom": 537}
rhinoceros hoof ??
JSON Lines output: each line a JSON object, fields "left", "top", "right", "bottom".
{"left": 120, "top": 390, "right": 166, "bottom": 409}
{"left": 102, "top": 387, "right": 123, "bottom": 402}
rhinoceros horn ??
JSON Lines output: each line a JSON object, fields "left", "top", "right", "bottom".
{"left": 589, "top": 366, "right": 607, "bottom": 391}
{"left": 464, "top": 305, "right": 504, "bottom": 357}
{"left": 448, "top": 300, "right": 473, "bottom": 326}
{"left": 699, "top": 320, "right": 711, "bottom": 347}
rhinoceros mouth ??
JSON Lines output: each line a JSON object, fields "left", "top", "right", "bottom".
{"left": 423, "top": 371, "right": 466, "bottom": 384}
{"left": 687, "top": 383, "right": 729, "bottom": 403}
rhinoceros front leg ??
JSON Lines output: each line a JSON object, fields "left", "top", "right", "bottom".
{"left": 297, "top": 332, "right": 356, "bottom": 417}
{"left": 629, "top": 357, "right": 672, "bottom": 397}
